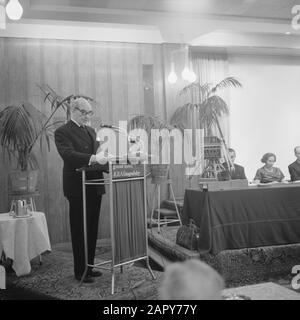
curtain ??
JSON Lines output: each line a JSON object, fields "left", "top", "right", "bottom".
{"left": 112, "top": 180, "right": 147, "bottom": 265}
{"left": 191, "top": 51, "right": 230, "bottom": 144}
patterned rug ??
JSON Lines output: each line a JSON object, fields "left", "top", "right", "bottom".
{"left": 148, "top": 226, "right": 300, "bottom": 288}
{"left": 2, "top": 228, "right": 300, "bottom": 300}
{"left": 2, "top": 240, "right": 162, "bottom": 300}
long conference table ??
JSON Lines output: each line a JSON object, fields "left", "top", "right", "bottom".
{"left": 182, "top": 183, "right": 300, "bottom": 254}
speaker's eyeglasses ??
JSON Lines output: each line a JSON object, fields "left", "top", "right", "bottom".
{"left": 74, "top": 106, "right": 94, "bottom": 116}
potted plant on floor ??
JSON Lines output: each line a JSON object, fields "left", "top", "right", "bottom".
{"left": 0, "top": 90, "right": 73, "bottom": 194}
{"left": 128, "top": 115, "right": 174, "bottom": 184}
{"left": 170, "top": 76, "right": 242, "bottom": 178}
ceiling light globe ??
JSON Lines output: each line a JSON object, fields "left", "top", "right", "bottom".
{"left": 182, "top": 67, "right": 191, "bottom": 81}
{"left": 168, "top": 71, "right": 178, "bottom": 84}
{"left": 6, "top": 0, "right": 23, "bottom": 20}
{"left": 187, "top": 70, "right": 197, "bottom": 83}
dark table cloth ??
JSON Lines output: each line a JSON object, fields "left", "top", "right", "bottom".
{"left": 182, "top": 186, "right": 300, "bottom": 254}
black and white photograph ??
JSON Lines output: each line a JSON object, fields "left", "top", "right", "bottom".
{"left": 0, "top": 0, "right": 300, "bottom": 307}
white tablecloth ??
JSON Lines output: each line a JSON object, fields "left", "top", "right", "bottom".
{"left": 0, "top": 211, "right": 51, "bottom": 276}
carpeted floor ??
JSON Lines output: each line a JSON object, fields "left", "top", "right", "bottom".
{"left": 2, "top": 228, "right": 300, "bottom": 300}
{"left": 2, "top": 240, "right": 162, "bottom": 300}
{"left": 148, "top": 226, "right": 300, "bottom": 289}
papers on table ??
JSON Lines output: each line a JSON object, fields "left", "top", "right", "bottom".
{"left": 249, "top": 180, "right": 300, "bottom": 189}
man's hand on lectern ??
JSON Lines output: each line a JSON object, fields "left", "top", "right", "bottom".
{"left": 89, "top": 154, "right": 98, "bottom": 165}
{"left": 95, "top": 152, "right": 115, "bottom": 164}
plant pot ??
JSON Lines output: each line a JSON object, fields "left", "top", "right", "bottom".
{"left": 8, "top": 170, "right": 38, "bottom": 193}
{"left": 150, "top": 164, "right": 169, "bottom": 184}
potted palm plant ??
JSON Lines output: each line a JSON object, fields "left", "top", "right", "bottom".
{"left": 0, "top": 89, "right": 73, "bottom": 193}
{"left": 170, "top": 76, "right": 242, "bottom": 177}
{"left": 128, "top": 115, "right": 174, "bottom": 184}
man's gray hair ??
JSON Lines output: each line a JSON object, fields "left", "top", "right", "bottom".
{"left": 70, "top": 97, "right": 91, "bottom": 111}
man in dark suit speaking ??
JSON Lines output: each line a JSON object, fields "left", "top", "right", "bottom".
{"left": 218, "top": 148, "right": 247, "bottom": 181}
{"left": 55, "top": 97, "right": 108, "bottom": 283}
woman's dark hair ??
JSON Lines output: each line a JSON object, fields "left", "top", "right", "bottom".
{"left": 261, "top": 152, "right": 276, "bottom": 164}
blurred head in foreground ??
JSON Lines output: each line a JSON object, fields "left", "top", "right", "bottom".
{"left": 159, "top": 259, "right": 224, "bottom": 300}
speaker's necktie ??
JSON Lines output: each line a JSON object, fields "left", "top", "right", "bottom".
{"left": 80, "top": 125, "right": 89, "bottom": 135}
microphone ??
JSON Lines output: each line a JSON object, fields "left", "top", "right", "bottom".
{"left": 99, "top": 124, "right": 112, "bottom": 128}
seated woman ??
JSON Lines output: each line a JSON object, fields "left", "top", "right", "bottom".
{"left": 254, "top": 153, "right": 284, "bottom": 184}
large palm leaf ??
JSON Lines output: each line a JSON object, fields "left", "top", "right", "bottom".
{"left": 180, "top": 82, "right": 211, "bottom": 105}
{"left": 0, "top": 103, "right": 47, "bottom": 170}
{"left": 39, "top": 84, "right": 93, "bottom": 112}
{"left": 38, "top": 84, "right": 94, "bottom": 132}
{"left": 170, "top": 103, "right": 201, "bottom": 132}
{"left": 209, "top": 76, "right": 242, "bottom": 95}
{"left": 171, "top": 76, "right": 242, "bottom": 131}
{"left": 0, "top": 85, "right": 96, "bottom": 171}
{"left": 128, "top": 115, "right": 173, "bottom": 133}
{"left": 200, "top": 95, "right": 230, "bottom": 130}
{"left": 170, "top": 76, "right": 242, "bottom": 175}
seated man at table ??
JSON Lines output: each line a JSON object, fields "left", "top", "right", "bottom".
{"left": 254, "top": 152, "right": 284, "bottom": 184}
{"left": 288, "top": 146, "right": 300, "bottom": 181}
{"left": 218, "top": 148, "right": 247, "bottom": 181}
